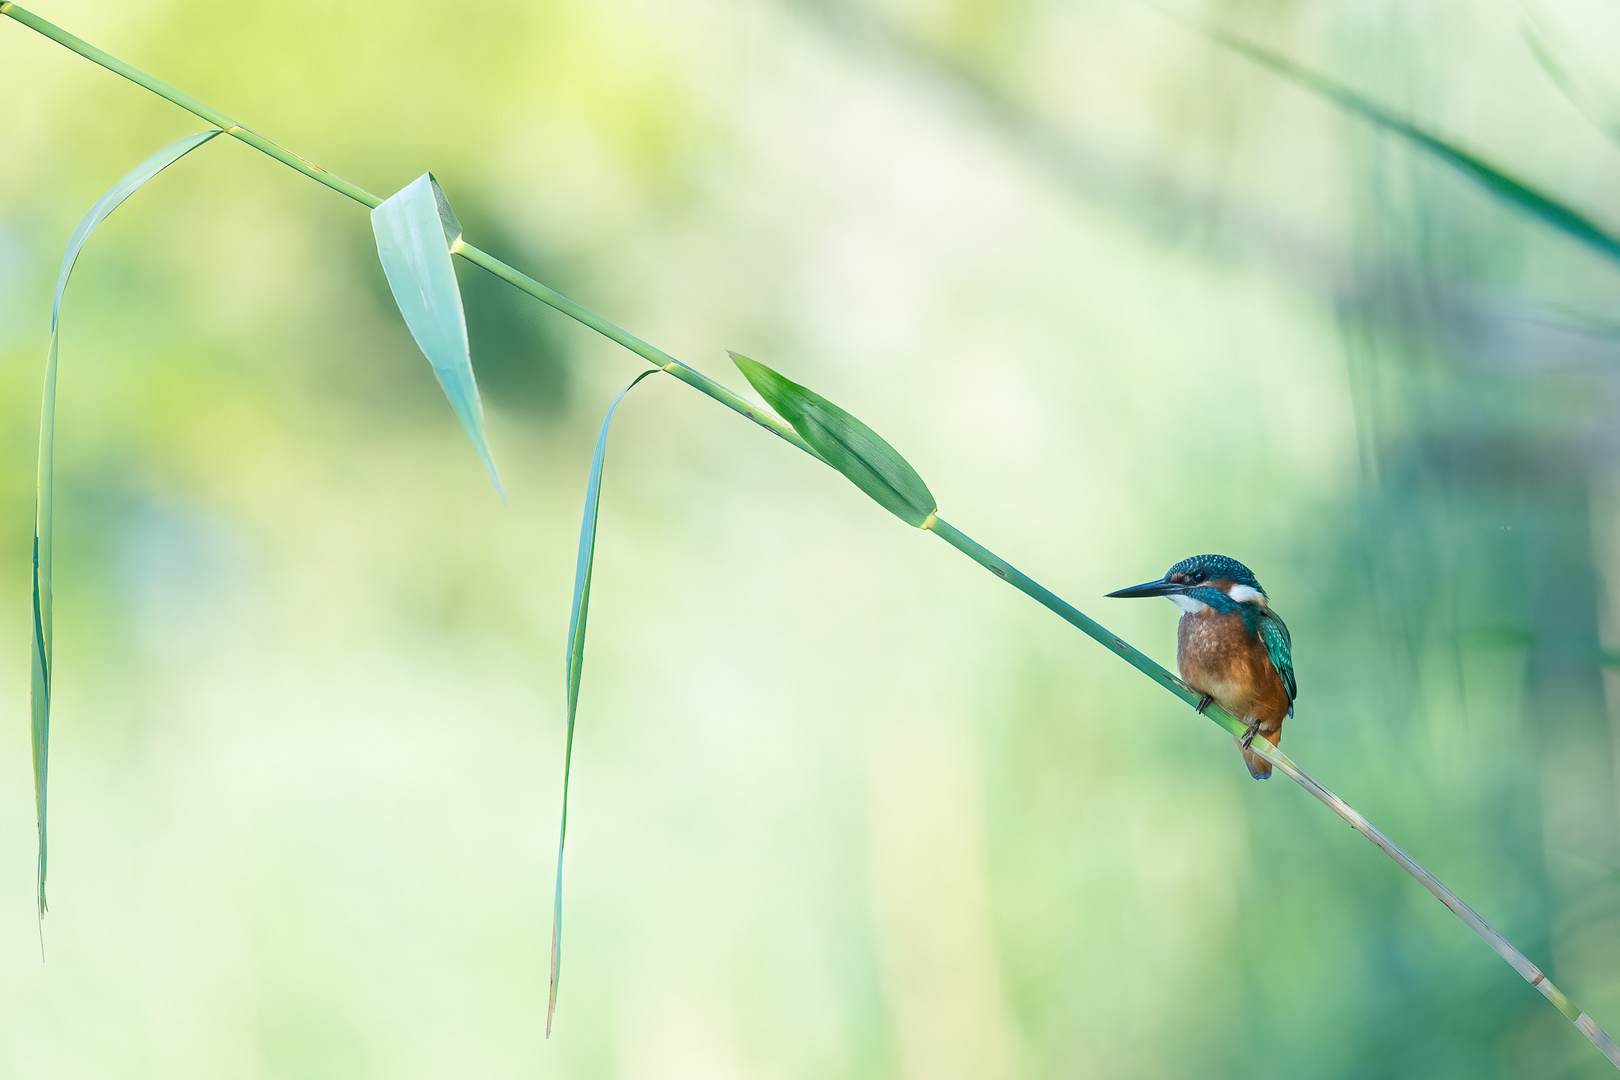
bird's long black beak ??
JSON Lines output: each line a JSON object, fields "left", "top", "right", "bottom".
{"left": 1106, "top": 576, "right": 1183, "bottom": 599}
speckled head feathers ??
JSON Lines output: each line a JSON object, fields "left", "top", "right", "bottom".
{"left": 1166, "top": 554, "right": 1264, "bottom": 595}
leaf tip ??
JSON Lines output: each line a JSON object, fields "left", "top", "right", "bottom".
{"left": 546, "top": 944, "right": 560, "bottom": 1036}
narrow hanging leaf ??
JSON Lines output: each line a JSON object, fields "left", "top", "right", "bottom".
{"left": 33, "top": 127, "right": 223, "bottom": 923}
{"left": 728, "top": 351, "right": 936, "bottom": 527}
{"left": 371, "top": 173, "right": 504, "bottom": 495}
{"left": 1215, "top": 32, "right": 1620, "bottom": 265}
{"left": 548, "top": 367, "right": 658, "bottom": 1036}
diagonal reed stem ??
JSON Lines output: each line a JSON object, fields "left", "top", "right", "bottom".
{"left": 921, "top": 517, "right": 1620, "bottom": 1067}
{"left": 5, "top": 2, "right": 1617, "bottom": 1066}
{"left": 0, "top": 1, "right": 819, "bottom": 463}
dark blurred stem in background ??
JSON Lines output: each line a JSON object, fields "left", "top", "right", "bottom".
{"left": 783, "top": 0, "right": 1620, "bottom": 379}
{"left": 10, "top": 0, "right": 1620, "bottom": 1070}
{"left": 789, "top": 0, "right": 1620, "bottom": 1066}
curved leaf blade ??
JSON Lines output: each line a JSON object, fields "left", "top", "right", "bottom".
{"left": 1216, "top": 32, "right": 1620, "bottom": 265}
{"left": 34, "top": 127, "right": 223, "bottom": 922}
{"left": 548, "top": 367, "right": 658, "bottom": 1035}
{"left": 728, "top": 351, "right": 936, "bottom": 527}
{"left": 371, "top": 173, "right": 504, "bottom": 495}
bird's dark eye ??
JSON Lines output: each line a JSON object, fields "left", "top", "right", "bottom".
{"left": 1191, "top": 570, "right": 1206, "bottom": 583}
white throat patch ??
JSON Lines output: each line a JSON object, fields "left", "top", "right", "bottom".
{"left": 1168, "top": 593, "right": 1209, "bottom": 614}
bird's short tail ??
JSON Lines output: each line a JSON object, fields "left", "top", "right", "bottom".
{"left": 1240, "top": 719, "right": 1283, "bottom": 780}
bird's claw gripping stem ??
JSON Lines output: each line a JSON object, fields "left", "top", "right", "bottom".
{"left": 1195, "top": 693, "right": 1213, "bottom": 715}
{"left": 1240, "top": 718, "right": 1262, "bottom": 750}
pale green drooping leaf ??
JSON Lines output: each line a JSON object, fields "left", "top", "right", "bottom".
{"left": 729, "top": 351, "right": 936, "bottom": 527}
{"left": 33, "top": 127, "right": 223, "bottom": 922}
{"left": 548, "top": 368, "right": 658, "bottom": 1036}
{"left": 371, "top": 173, "right": 503, "bottom": 495}
{"left": 1216, "top": 32, "right": 1620, "bottom": 265}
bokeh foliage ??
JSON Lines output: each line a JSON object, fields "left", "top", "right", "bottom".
{"left": 3, "top": 0, "right": 1620, "bottom": 1077}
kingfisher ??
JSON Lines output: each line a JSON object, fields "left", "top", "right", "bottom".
{"left": 1107, "top": 554, "right": 1296, "bottom": 779}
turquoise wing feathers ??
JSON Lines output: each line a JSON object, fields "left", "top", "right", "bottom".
{"left": 1258, "top": 609, "right": 1297, "bottom": 714}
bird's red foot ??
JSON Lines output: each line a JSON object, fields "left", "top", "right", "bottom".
{"left": 1239, "top": 718, "right": 1263, "bottom": 750}
{"left": 1195, "top": 694, "right": 1213, "bottom": 715}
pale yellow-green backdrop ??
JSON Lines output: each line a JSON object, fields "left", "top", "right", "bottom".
{"left": 3, "top": 0, "right": 1620, "bottom": 1076}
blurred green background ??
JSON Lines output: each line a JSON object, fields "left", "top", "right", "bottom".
{"left": 4, "top": 0, "right": 1620, "bottom": 1075}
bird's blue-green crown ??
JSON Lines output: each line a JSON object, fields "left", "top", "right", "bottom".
{"left": 1167, "top": 553, "right": 1264, "bottom": 595}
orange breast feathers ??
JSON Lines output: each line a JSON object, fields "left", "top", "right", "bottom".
{"left": 1176, "top": 610, "right": 1292, "bottom": 723}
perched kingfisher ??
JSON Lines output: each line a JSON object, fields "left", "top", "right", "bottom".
{"left": 1107, "top": 554, "right": 1296, "bottom": 779}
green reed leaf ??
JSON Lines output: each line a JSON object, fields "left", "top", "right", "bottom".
{"left": 548, "top": 368, "right": 658, "bottom": 1036}
{"left": 371, "top": 173, "right": 504, "bottom": 496}
{"left": 6, "top": 6, "right": 1619, "bottom": 1063}
{"left": 1216, "top": 32, "right": 1620, "bottom": 265}
{"left": 33, "top": 127, "right": 223, "bottom": 923}
{"left": 728, "top": 351, "right": 936, "bottom": 527}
